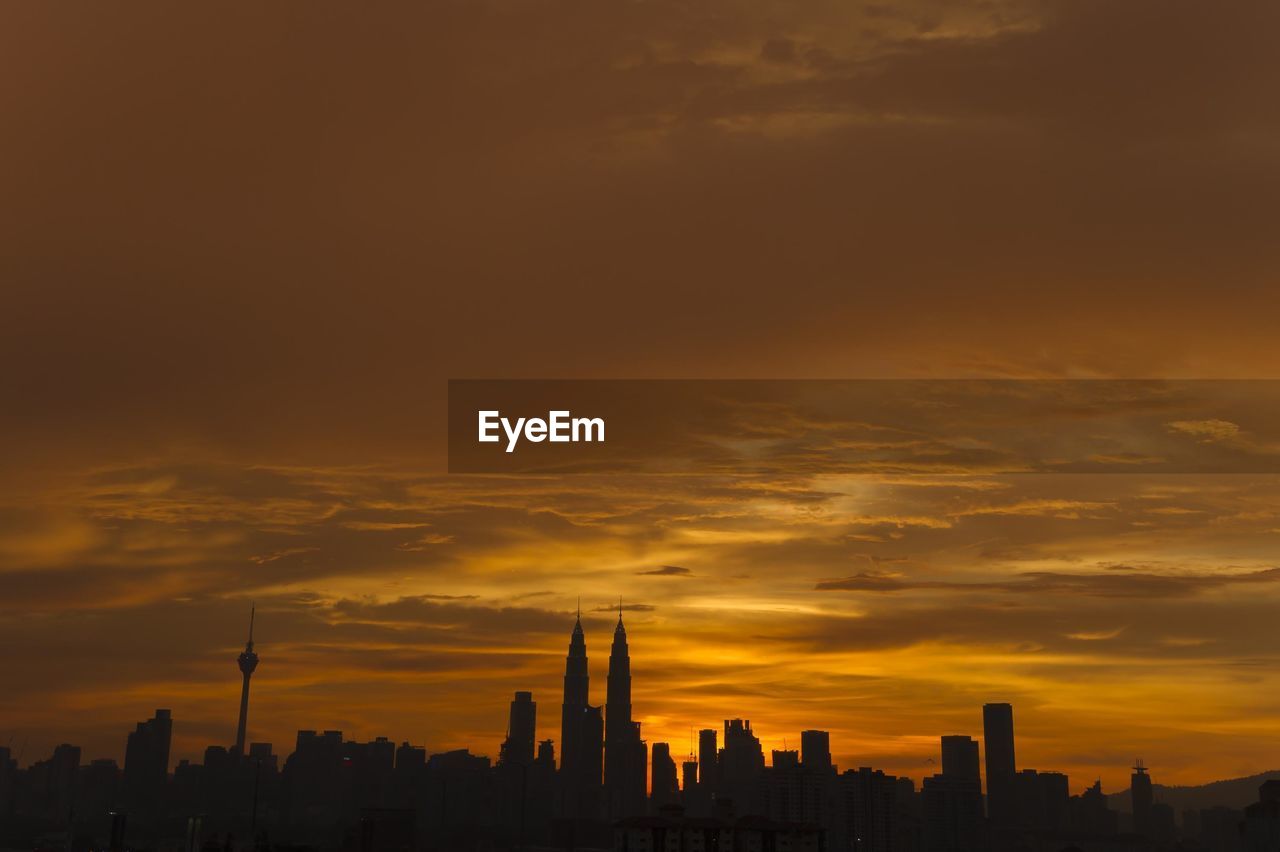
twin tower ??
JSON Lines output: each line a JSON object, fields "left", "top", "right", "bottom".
{"left": 558, "top": 606, "right": 647, "bottom": 821}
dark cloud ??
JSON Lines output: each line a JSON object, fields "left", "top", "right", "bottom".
{"left": 816, "top": 567, "right": 1280, "bottom": 597}
{"left": 637, "top": 565, "right": 693, "bottom": 576}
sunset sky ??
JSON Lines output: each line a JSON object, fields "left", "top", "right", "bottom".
{"left": 3, "top": 0, "right": 1280, "bottom": 796}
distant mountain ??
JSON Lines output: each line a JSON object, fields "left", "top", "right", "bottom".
{"left": 1105, "top": 771, "right": 1280, "bottom": 814}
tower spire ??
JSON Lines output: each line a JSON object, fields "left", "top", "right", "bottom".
{"left": 234, "top": 604, "right": 260, "bottom": 758}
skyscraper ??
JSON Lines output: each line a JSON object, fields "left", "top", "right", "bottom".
{"left": 123, "top": 709, "right": 172, "bottom": 815}
{"left": 721, "top": 719, "right": 765, "bottom": 816}
{"left": 983, "top": 703, "right": 1017, "bottom": 826}
{"left": 651, "top": 743, "right": 679, "bottom": 809}
{"left": 557, "top": 609, "right": 602, "bottom": 819}
{"left": 1131, "top": 760, "right": 1154, "bottom": 836}
{"left": 681, "top": 758, "right": 698, "bottom": 800}
{"left": 234, "top": 606, "right": 259, "bottom": 758}
{"left": 605, "top": 604, "right": 647, "bottom": 819}
{"left": 698, "top": 728, "right": 719, "bottom": 794}
{"left": 941, "top": 735, "right": 980, "bottom": 782}
{"left": 500, "top": 691, "right": 536, "bottom": 767}
{"left": 801, "top": 730, "right": 832, "bottom": 773}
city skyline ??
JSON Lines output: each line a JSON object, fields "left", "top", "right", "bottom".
{"left": 3, "top": 607, "right": 1271, "bottom": 799}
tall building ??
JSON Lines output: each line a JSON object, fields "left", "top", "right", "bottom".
{"left": 699, "top": 728, "right": 719, "bottom": 794}
{"left": 837, "top": 767, "right": 898, "bottom": 852}
{"left": 721, "top": 719, "right": 765, "bottom": 817}
{"left": 500, "top": 691, "right": 536, "bottom": 767}
{"left": 982, "top": 703, "right": 1017, "bottom": 826}
{"left": 26, "top": 743, "right": 81, "bottom": 823}
{"left": 923, "top": 772, "right": 984, "bottom": 852}
{"left": 802, "top": 730, "right": 832, "bottom": 773}
{"left": 1038, "top": 771, "right": 1070, "bottom": 830}
{"left": 1132, "top": 760, "right": 1154, "bottom": 836}
{"left": 651, "top": 743, "right": 679, "bottom": 809}
{"left": 1071, "top": 780, "right": 1118, "bottom": 834}
{"left": 123, "top": 709, "right": 172, "bottom": 815}
{"left": 764, "top": 749, "right": 832, "bottom": 830}
{"left": 940, "top": 736, "right": 980, "bottom": 782}
{"left": 681, "top": 759, "right": 698, "bottom": 802}
{"left": 0, "top": 746, "right": 15, "bottom": 819}
{"left": 1242, "top": 780, "right": 1280, "bottom": 852}
{"left": 925, "top": 733, "right": 984, "bottom": 852}
{"left": 605, "top": 605, "right": 647, "bottom": 819}
{"left": 557, "top": 610, "right": 602, "bottom": 819}
{"left": 234, "top": 606, "right": 259, "bottom": 758}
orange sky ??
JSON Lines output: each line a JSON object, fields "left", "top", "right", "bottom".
{"left": 3, "top": 0, "right": 1280, "bottom": 797}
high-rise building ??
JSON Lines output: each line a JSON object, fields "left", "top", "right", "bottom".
{"left": 651, "top": 743, "right": 679, "bottom": 809}
{"left": 802, "top": 730, "right": 832, "bottom": 773}
{"left": 500, "top": 691, "right": 537, "bottom": 767}
{"left": 698, "top": 728, "right": 719, "bottom": 794}
{"left": 27, "top": 743, "right": 82, "bottom": 823}
{"left": 248, "top": 741, "right": 277, "bottom": 772}
{"left": 234, "top": 606, "right": 259, "bottom": 758}
{"left": 1038, "top": 771, "right": 1070, "bottom": 831}
{"left": 1241, "top": 780, "right": 1280, "bottom": 852}
{"left": 0, "top": 746, "right": 15, "bottom": 819}
{"left": 123, "top": 709, "right": 172, "bottom": 815}
{"left": 1014, "top": 769, "right": 1043, "bottom": 829}
{"left": 1132, "top": 760, "right": 1154, "bottom": 836}
{"left": 764, "top": 749, "right": 831, "bottom": 829}
{"left": 681, "top": 759, "right": 698, "bottom": 800}
{"left": 721, "top": 719, "right": 765, "bottom": 817}
{"left": 395, "top": 740, "right": 426, "bottom": 795}
{"left": 838, "top": 767, "right": 898, "bottom": 852}
{"left": 1071, "top": 780, "right": 1118, "bottom": 835}
{"left": 982, "top": 703, "right": 1017, "bottom": 826}
{"left": 941, "top": 736, "right": 980, "bottom": 782}
{"left": 923, "top": 772, "right": 984, "bottom": 852}
{"left": 557, "top": 610, "right": 602, "bottom": 819}
{"left": 605, "top": 606, "right": 646, "bottom": 819}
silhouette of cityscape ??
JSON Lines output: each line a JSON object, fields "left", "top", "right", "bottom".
{"left": 4, "top": 607, "right": 1280, "bottom": 852}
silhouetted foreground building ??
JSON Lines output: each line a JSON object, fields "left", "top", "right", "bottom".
{"left": 0, "top": 612, "right": 1229, "bottom": 852}
{"left": 604, "top": 605, "right": 647, "bottom": 822}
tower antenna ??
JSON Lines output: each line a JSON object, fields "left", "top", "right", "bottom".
{"left": 235, "top": 603, "right": 261, "bottom": 757}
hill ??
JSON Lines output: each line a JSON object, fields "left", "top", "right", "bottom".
{"left": 1105, "top": 771, "right": 1280, "bottom": 814}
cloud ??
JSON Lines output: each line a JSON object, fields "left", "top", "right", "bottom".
{"left": 815, "top": 567, "right": 1280, "bottom": 598}
{"left": 813, "top": 571, "right": 910, "bottom": 592}
{"left": 1066, "top": 628, "right": 1125, "bottom": 641}
{"left": 1167, "top": 419, "right": 1244, "bottom": 445}
{"left": 637, "top": 565, "right": 693, "bottom": 576}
